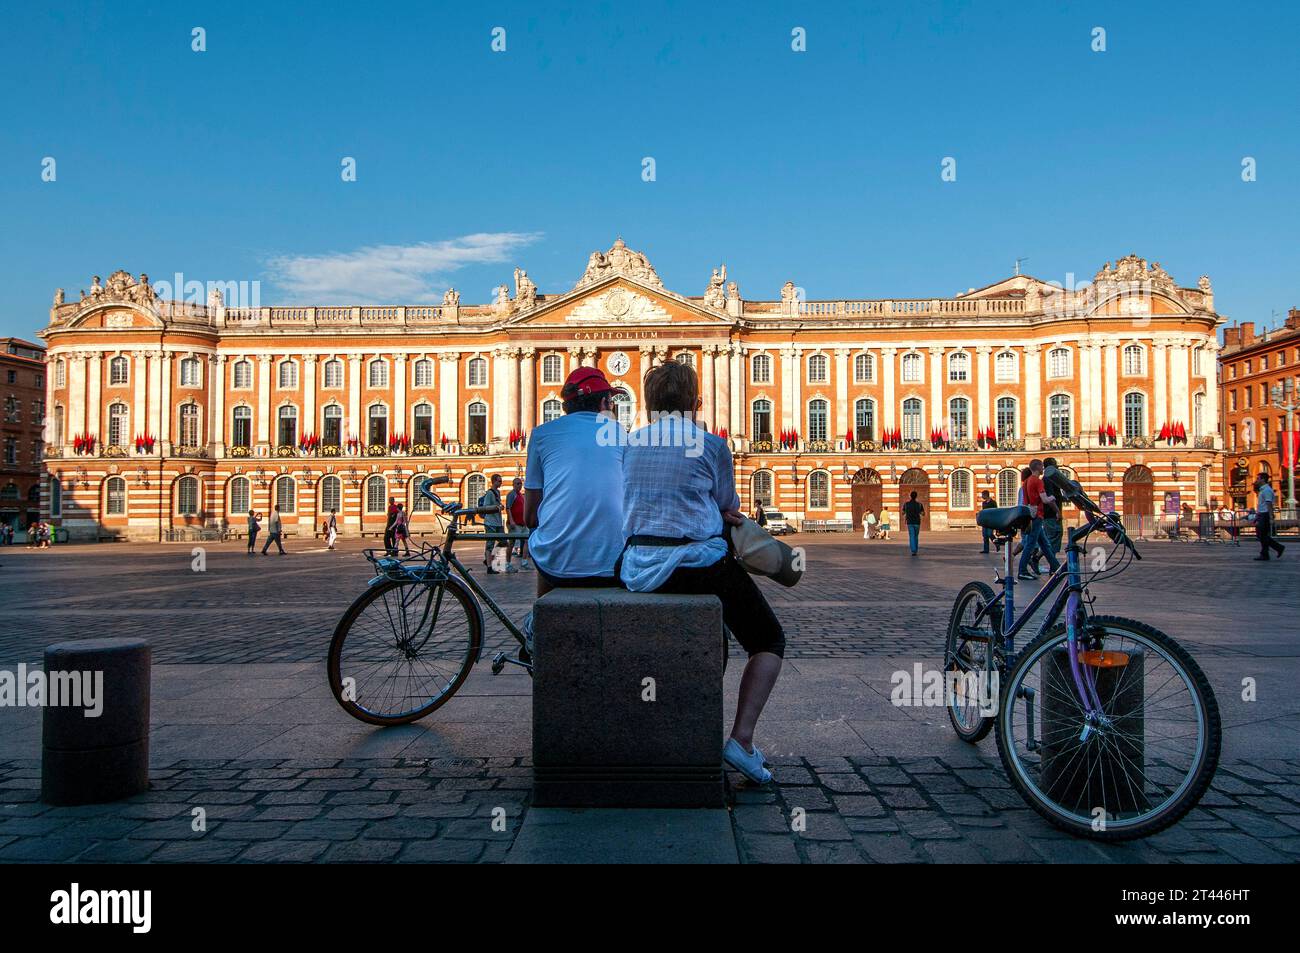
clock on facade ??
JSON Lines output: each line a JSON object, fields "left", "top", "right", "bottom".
{"left": 607, "top": 351, "right": 631, "bottom": 376}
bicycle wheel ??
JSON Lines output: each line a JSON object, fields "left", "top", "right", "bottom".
{"left": 944, "top": 581, "right": 1000, "bottom": 743}
{"left": 995, "top": 615, "right": 1220, "bottom": 840}
{"left": 328, "top": 576, "right": 483, "bottom": 726}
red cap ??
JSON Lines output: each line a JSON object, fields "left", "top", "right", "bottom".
{"left": 561, "top": 366, "right": 612, "bottom": 398}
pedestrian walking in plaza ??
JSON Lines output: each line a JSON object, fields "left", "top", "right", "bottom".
{"left": 1252, "top": 473, "right": 1286, "bottom": 561}
{"left": 754, "top": 502, "right": 768, "bottom": 527}
{"left": 479, "top": 474, "right": 505, "bottom": 573}
{"left": 903, "top": 491, "right": 924, "bottom": 555}
{"left": 618, "top": 360, "right": 785, "bottom": 786}
{"left": 394, "top": 503, "right": 411, "bottom": 556}
{"left": 1017, "top": 460, "right": 1060, "bottom": 581}
{"left": 383, "top": 496, "right": 399, "bottom": 556}
{"left": 246, "top": 509, "right": 260, "bottom": 554}
{"left": 1039, "top": 457, "right": 1065, "bottom": 569}
{"left": 980, "top": 490, "right": 996, "bottom": 552}
{"left": 505, "top": 477, "right": 530, "bottom": 571}
{"left": 862, "top": 508, "right": 876, "bottom": 540}
{"left": 878, "top": 506, "right": 892, "bottom": 540}
{"left": 325, "top": 509, "right": 338, "bottom": 550}
{"left": 261, "top": 505, "right": 286, "bottom": 555}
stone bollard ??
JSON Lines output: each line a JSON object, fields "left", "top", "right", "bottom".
{"left": 532, "top": 590, "right": 725, "bottom": 808}
{"left": 1040, "top": 645, "right": 1146, "bottom": 816}
{"left": 41, "top": 638, "right": 151, "bottom": 806}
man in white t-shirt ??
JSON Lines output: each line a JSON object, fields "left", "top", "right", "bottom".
{"left": 1252, "top": 473, "right": 1285, "bottom": 561}
{"left": 523, "top": 366, "right": 626, "bottom": 595}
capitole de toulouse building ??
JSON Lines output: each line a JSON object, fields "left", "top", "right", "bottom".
{"left": 38, "top": 240, "right": 1224, "bottom": 541}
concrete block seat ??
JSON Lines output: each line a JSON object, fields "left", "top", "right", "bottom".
{"left": 531, "top": 589, "right": 725, "bottom": 808}
{"left": 41, "top": 638, "right": 151, "bottom": 806}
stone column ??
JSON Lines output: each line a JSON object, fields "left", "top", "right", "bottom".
{"left": 1104, "top": 342, "right": 1119, "bottom": 432}
{"left": 131, "top": 351, "right": 148, "bottom": 440}
{"left": 1170, "top": 342, "right": 1191, "bottom": 432}
{"left": 1079, "top": 344, "right": 1094, "bottom": 442}
{"left": 1154, "top": 340, "right": 1169, "bottom": 434}
{"left": 729, "top": 344, "right": 742, "bottom": 436}
{"left": 257, "top": 356, "right": 273, "bottom": 446}
{"left": 976, "top": 346, "right": 991, "bottom": 433}
{"left": 438, "top": 353, "right": 459, "bottom": 442}
{"left": 834, "top": 348, "right": 850, "bottom": 444}
{"left": 653, "top": 345, "right": 667, "bottom": 368}
{"left": 1024, "top": 345, "right": 1042, "bottom": 438}
{"left": 929, "top": 347, "right": 944, "bottom": 429}
{"left": 211, "top": 355, "right": 226, "bottom": 456}
{"left": 701, "top": 345, "right": 716, "bottom": 429}
{"left": 158, "top": 351, "right": 172, "bottom": 451}
{"left": 1203, "top": 341, "right": 1220, "bottom": 447}
{"left": 716, "top": 343, "right": 732, "bottom": 435}
{"left": 304, "top": 355, "right": 319, "bottom": 442}
{"left": 68, "top": 354, "right": 87, "bottom": 440}
{"left": 882, "top": 347, "right": 897, "bottom": 432}
{"left": 85, "top": 352, "right": 102, "bottom": 441}
{"left": 491, "top": 348, "right": 509, "bottom": 443}
{"left": 520, "top": 347, "right": 536, "bottom": 434}
{"left": 347, "top": 355, "right": 362, "bottom": 444}
{"left": 148, "top": 350, "right": 165, "bottom": 443}
{"left": 505, "top": 348, "right": 520, "bottom": 437}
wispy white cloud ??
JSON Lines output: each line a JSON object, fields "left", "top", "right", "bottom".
{"left": 265, "top": 232, "right": 543, "bottom": 304}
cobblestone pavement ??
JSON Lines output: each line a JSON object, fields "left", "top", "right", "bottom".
{"left": 2, "top": 755, "right": 1298, "bottom": 863}
{"left": 1, "top": 534, "right": 1296, "bottom": 863}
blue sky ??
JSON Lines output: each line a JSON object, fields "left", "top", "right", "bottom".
{"left": 2, "top": 0, "right": 1298, "bottom": 340}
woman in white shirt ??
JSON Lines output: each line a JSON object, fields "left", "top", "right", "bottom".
{"left": 619, "top": 361, "right": 785, "bottom": 785}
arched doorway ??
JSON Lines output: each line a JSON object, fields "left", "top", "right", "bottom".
{"left": 1122, "top": 465, "right": 1154, "bottom": 517}
{"left": 850, "top": 468, "right": 882, "bottom": 530}
{"left": 900, "top": 467, "right": 931, "bottom": 530}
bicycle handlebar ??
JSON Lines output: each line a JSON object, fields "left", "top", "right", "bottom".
{"left": 418, "top": 477, "right": 502, "bottom": 520}
{"left": 1046, "top": 465, "right": 1141, "bottom": 560}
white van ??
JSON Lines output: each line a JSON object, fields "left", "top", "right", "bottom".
{"left": 762, "top": 508, "right": 793, "bottom": 535}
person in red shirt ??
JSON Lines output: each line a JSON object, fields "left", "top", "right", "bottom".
{"left": 1017, "top": 459, "right": 1060, "bottom": 580}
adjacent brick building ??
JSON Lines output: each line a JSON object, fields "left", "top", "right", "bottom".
{"left": 1, "top": 337, "right": 47, "bottom": 534}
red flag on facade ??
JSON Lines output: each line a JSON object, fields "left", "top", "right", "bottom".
{"left": 1282, "top": 432, "right": 1300, "bottom": 470}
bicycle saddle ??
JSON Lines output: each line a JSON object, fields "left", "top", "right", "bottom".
{"left": 977, "top": 504, "right": 1033, "bottom": 533}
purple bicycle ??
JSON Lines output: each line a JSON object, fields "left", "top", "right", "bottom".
{"left": 944, "top": 466, "right": 1220, "bottom": 840}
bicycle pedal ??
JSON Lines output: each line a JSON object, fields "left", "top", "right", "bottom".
{"left": 490, "top": 651, "right": 507, "bottom": 675}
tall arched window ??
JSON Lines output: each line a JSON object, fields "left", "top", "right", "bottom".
{"left": 278, "top": 405, "right": 299, "bottom": 447}
{"left": 109, "top": 356, "right": 129, "bottom": 385}
{"left": 996, "top": 397, "right": 1017, "bottom": 440}
{"left": 752, "top": 399, "right": 772, "bottom": 440}
{"left": 365, "top": 475, "right": 387, "bottom": 512}
{"left": 229, "top": 475, "right": 251, "bottom": 515}
{"left": 752, "top": 470, "right": 774, "bottom": 506}
{"left": 368, "top": 359, "right": 388, "bottom": 388}
{"left": 320, "top": 475, "right": 341, "bottom": 515}
{"left": 854, "top": 353, "right": 875, "bottom": 383}
{"left": 675, "top": 351, "right": 695, "bottom": 369}
{"left": 322, "top": 359, "right": 343, "bottom": 388}
{"left": 902, "top": 398, "right": 923, "bottom": 440}
{"left": 1197, "top": 467, "right": 1211, "bottom": 508}
{"left": 467, "top": 357, "right": 488, "bottom": 387}
{"left": 948, "top": 397, "right": 970, "bottom": 440}
{"left": 901, "top": 352, "right": 923, "bottom": 383}
{"left": 231, "top": 406, "right": 252, "bottom": 448}
{"left": 1123, "top": 344, "right": 1145, "bottom": 376}
{"left": 1048, "top": 394, "right": 1072, "bottom": 438}
{"left": 807, "top": 399, "right": 829, "bottom": 441}
{"left": 179, "top": 404, "right": 201, "bottom": 448}
{"left": 950, "top": 469, "right": 972, "bottom": 509}
{"left": 1047, "top": 347, "right": 1071, "bottom": 379}
{"left": 275, "top": 476, "right": 296, "bottom": 513}
{"left": 176, "top": 476, "right": 200, "bottom": 516}
{"left": 105, "top": 476, "right": 127, "bottom": 516}
{"left": 541, "top": 354, "right": 562, "bottom": 385}
{"left": 232, "top": 359, "right": 253, "bottom": 389}
{"left": 1123, "top": 392, "right": 1146, "bottom": 437}
{"left": 410, "top": 475, "right": 432, "bottom": 513}
{"left": 809, "top": 471, "right": 830, "bottom": 509}
{"left": 179, "top": 357, "right": 202, "bottom": 387}
{"left": 412, "top": 402, "right": 434, "bottom": 444}
{"left": 108, "top": 402, "right": 129, "bottom": 447}
{"left": 807, "top": 354, "right": 829, "bottom": 383}
{"left": 948, "top": 351, "right": 970, "bottom": 382}
{"left": 464, "top": 473, "right": 486, "bottom": 508}
{"left": 53, "top": 404, "right": 65, "bottom": 446}
{"left": 322, "top": 404, "right": 343, "bottom": 446}
{"left": 278, "top": 360, "right": 297, "bottom": 389}
{"left": 854, "top": 398, "right": 875, "bottom": 442}
{"left": 542, "top": 399, "right": 562, "bottom": 424}
{"left": 995, "top": 350, "right": 1018, "bottom": 383}
{"left": 466, "top": 402, "right": 487, "bottom": 444}
{"left": 50, "top": 477, "right": 62, "bottom": 517}
{"left": 368, "top": 405, "right": 388, "bottom": 446}
{"left": 1193, "top": 392, "right": 1205, "bottom": 438}
{"left": 997, "top": 468, "right": 1020, "bottom": 507}
{"left": 55, "top": 359, "right": 66, "bottom": 388}
{"left": 413, "top": 358, "right": 434, "bottom": 388}
{"left": 611, "top": 390, "right": 634, "bottom": 430}
{"left": 751, "top": 353, "right": 772, "bottom": 384}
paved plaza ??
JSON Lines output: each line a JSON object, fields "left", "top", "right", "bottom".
{"left": 0, "top": 532, "right": 1297, "bottom": 863}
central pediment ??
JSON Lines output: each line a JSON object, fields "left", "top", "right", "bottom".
{"left": 566, "top": 285, "right": 671, "bottom": 324}
{"left": 505, "top": 274, "right": 731, "bottom": 328}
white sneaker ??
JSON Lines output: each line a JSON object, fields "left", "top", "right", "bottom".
{"left": 723, "top": 738, "right": 772, "bottom": 784}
